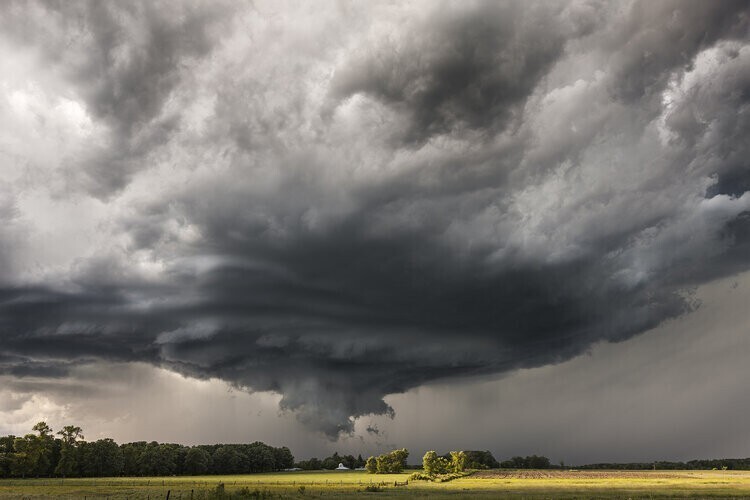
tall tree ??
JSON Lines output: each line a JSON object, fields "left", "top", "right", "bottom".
{"left": 32, "top": 422, "right": 54, "bottom": 476}
{"left": 57, "top": 426, "right": 84, "bottom": 446}
{"left": 55, "top": 425, "right": 84, "bottom": 478}
{"left": 32, "top": 422, "right": 52, "bottom": 438}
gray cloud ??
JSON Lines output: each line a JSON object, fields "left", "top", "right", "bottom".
{"left": 0, "top": 0, "right": 236, "bottom": 196}
{"left": 329, "top": 2, "right": 596, "bottom": 144}
{"left": 603, "top": 0, "right": 749, "bottom": 102}
{"left": 0, "top": 0, "right": 749, "bottom": 439}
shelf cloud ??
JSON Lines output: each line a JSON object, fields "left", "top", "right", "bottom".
{"left": 0, "top": 0, "right": 749, "bottom": 437}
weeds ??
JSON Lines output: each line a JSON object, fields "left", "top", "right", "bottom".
{"left": 207, "top": 483, "right": 273, "bottom": 499}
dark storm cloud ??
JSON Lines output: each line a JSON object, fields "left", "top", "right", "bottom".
{"left": 0, "top": 0, "right": 236, "bottom": 196}
{"left": 1, "top": 0, "right": 750, "bottom": 437}
{"left": 329, "top": 2, "right": 591, "bottom": 144}
{"left": 604, "top": 0, "right": 749, "bottom": 102}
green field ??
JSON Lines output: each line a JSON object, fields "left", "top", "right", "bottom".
{"left": 4, "top": 469, "right": 750, "bottom": 499}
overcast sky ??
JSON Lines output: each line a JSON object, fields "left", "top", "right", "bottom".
{"left": 0, "top": 0, "right": 749, "bottom": 463}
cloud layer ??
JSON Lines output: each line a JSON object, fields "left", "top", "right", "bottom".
{"left": 0, "top": 0, "right": 749, "bottom": 437}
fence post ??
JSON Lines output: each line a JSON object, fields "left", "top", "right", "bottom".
{"left": 166, "top": 490, "right": 171, "bottom": 500}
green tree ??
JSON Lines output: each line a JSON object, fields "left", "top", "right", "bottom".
{"left": 137, "top": 442, "right": 178, "bottom": 476}
{"left": 55, "top": 426, "right": 84, "bottom": 478}
{"left": 321, "top": 451, "right": 342, "bottom": 470}
{"left": 365, "top": 456, "right": 377, "bottom": 474}
{"left": 11, "top": 436, "right": 37, "bottom": 478}
{"left": 57, "top": 426, "right": 84, "bottom": 446}
{"left": 32, "top": 422, "right": 53, "bottom": 476}
{"left": 55, "top": 444, "right": 77, "bottom": 478}
{"left": 0, "top": 436, "right": 16, "bottom": 478}
{"left": 11, "top": 434, "right": 53, "bottom": 478}
{"left": 184, "top": 447, "right": 211, "bottom": 475}
{"left": 79, "top": 439, "right": 123, "bottom": 477}
{"left": 463, "top": 450, "right": 499, "bottom": 469}
{"left": 527, "top": 455, "right": 550, "bottom": 469}
{"left": 296, "top": 457, "right": 322, "bottom": 470}
{"left": 273, "top": 446, "right": 295, "bottom": 471}
{"left": 375, "top": 448, "right": 409, "bottom": 473}
{"left": 450, "top": 451, "right": 467, "bottom": 473}
{"left": 32, "top": 422, "right": 52, "bottom": 438}
{"left": 422, "top": 451, "right": 438, "bottom": 475}
{"left": 120, "top": 442, "right": 146, "bottom": 476}
{"left": 342, "top": 454, "right": 357, "bottom": 470}
{"left": 212, "top": 446, "right": 246, "bottom": 474}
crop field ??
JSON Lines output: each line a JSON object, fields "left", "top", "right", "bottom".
{"left": 3, "top": 469, "right": 750, "bottom": 499}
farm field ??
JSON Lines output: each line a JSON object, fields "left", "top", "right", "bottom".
{"left": 3, "top": 469, "right": 750, "bottom": 499}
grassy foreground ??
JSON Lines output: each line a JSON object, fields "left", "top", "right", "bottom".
{"left": 3, "top": 469, "right": 750, "bottom": 499}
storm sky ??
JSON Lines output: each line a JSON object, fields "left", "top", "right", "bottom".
{"left": 1, "top": 0, "right": 749, "bottom": 462}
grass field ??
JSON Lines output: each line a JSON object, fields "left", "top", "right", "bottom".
{"left": 3, "top": 469, "right": 750, "bottom": 499}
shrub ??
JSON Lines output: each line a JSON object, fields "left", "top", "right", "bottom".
{"left": 432, "top": 471, "right": 473, "bottom": 483}
{"left": 410, "top": 470, "right": 473, "bottom": 483}
{"left": 207, "top": 484, "right": 272, "bottom": 499}
{"left": 409, "top": 472, "right": 432, "bottom": 481}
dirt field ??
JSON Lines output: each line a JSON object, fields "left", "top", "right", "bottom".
{"left": 475, "top": 469, "right": 702, "bottom": 480}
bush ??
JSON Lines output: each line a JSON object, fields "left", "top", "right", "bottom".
{"left": 409, "top": 472, "right": 432, "bottom": 481}
{"left": 363, "top": 485, "right": 383, "bottom": 492}
{"left": 234, "top": 487, "right": 272, "bottom": 499}
{"left": 410, "top": 471, "right": 472, "bottom": 483}
{"left": 207, "top": 483, "right": 272, "bottom": 499}
{"left": 432, "top": 472, "right": 471, "bottom": 483}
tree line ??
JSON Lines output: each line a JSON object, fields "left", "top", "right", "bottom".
{"left": 0, "top": 422, "right": 294, "bottom": 478}
{"left": 500, "top": 455, "right": 551, "bottom": 469}
{"left": 579, "top": 458, "right": 750, "bottom": 470}
{"left": 6, "top": 422, "right": 746, "bottom": 479}
{"left": 295, "top": 452, "right": 367, "bottom": 470}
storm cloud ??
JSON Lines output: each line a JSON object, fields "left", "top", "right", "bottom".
{"left": 0, "top": 0, "right": 749, "bottom": 438}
